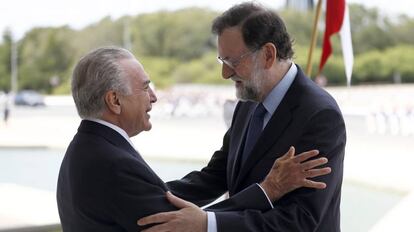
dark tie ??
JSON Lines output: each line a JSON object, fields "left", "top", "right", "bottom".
{"left": 241, "top": 103, "right": 267, "bottom": 166}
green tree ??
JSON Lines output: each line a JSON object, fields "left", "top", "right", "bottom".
{"left": 280, "top": 9, "right": 315, "bottom": 47}
{"left": 19, "top": 27, "right": 75, "bottom": 93}
{"left": 139, "top": 56, "right": 179, "bottom": 88}
{"left": 390, "top": 15, "right": 414, "bottom": 46}
{"left": 72, "top": 16, "right": 126, "bottom": 57}
{"left": 131, "top": 8, "right": 217, "bottom": 60}
{"left": 0, "top": 29, "right": 12, "bottom": 91}
{"left": 171, "top": 52, "right": 225, "bottom": 84}
{"left": 349, "top": 4, "right": 396, "bottom": 54}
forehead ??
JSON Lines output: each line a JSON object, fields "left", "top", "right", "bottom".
{"left": 217, "top": 27, "right": 247, "bottom": 57}
{"left": 120, "top": 58, "right": 149, "bottom": 85}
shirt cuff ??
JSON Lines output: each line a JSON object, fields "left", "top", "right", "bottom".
{"left": 256, "top": 183, "right": 274, "bottom": 209}
{"left": 207, "top": 211, "right": 217, "bottom": 232}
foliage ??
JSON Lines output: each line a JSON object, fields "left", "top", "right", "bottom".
{"left": 0, "top": 30, "right": 12, "bottom": 91}
{"left": 18, "top": 27, "right": 74, "bottom": 93}
{"left": 131, "top": 8, "right": 217, "bottom": 60}
{"left": 171, "top": 52, "right": 225, "bottom": 84}
{"left": 280, "top": 10, "right": 315, "bottom": 46}
{"left": 354, "top": 45, "right": 414, "bottom": 83}
{"left": 139, "top": 56, "right": 179, "bottom": 88}
{"left": 0, "top": 3, "right": 413, "bottom": 93}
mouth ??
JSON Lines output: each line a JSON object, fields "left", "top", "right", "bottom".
{"left": 234, "top": 80, "right": 242, "bottom": 88}
{"left": 230, "top": 76, "right": 243, "bottom": 87}
{"left": 146, "top": 107, "right": 152, "bottom": 118}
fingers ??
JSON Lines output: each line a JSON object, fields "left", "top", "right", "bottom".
{"left": 301, "top": 157, "right": 328, "bottom": 170}
{"left": 166, "top": 191, "right": 194, "bottom": 209}
{"left": 287, "top": 146, "right": 295, "bottom": 158}
{"left": 138, "top": 192, "right": 198, "bottom": 227}
{"left": 276, "top": 147, "right": 295, "bottom": 163}
{"left": 293, "top": 149, "right": 320, "bottom": 163}
{"left": 284, "top": 146, "right": 295, "bottom": 159}
{"left": 137, "top": 212, "right": 175, "bottom": 226}
{"left": 304, "top": 167, "right": 332, "bottom": 178}
{"left": 303, "top": 179, "right": 327, "bottom": 189}
{"left": 301, "top": 167, "right": 331, "bottom": 189}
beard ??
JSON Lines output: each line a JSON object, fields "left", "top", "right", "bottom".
{"left": 233, "top": 59, "right": 265, "bottom": 102}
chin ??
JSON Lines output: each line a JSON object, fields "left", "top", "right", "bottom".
{"left": 144, "top": 123, "right": 152, "bottom": 131}
{"left": 235, "top": 90, "right": 250, "bottom": 102}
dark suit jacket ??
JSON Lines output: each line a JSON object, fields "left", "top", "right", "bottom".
{"left": 57, "top": 120, "right": 273, "bottom": 231}
{"left": 167, "top": 65, "right": 346, "bottom": 231}
{"left": 57, "top": 120, "right": 177, "bottom": 231}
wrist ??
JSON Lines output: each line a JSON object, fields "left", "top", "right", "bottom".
{"left": 260, "top": 179, "right": 282, "bottom": 201}
{"left": 202, "top": 211, "right": 208, "bottom": 232}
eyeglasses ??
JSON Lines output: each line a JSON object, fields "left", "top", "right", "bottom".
{"left": 217, "top": 49, "right": 257, "bottom": 69}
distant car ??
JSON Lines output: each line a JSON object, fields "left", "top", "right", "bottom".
{"left": 14, "top": 90, "right": 45, "bottom": 107}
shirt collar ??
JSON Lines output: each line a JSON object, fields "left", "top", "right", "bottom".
{"left": 85, "top": 118, "right": 136, "bottom": 149}
{"left": 262, "top": 62, "right": 297, "bottom": 116}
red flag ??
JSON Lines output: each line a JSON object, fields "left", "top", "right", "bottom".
{"left": 320, "top": 0, "right": 353, "bottom": 85}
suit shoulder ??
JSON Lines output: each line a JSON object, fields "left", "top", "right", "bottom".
{"left": 294, "top": 77, "right": 341, "bottom": 114}
{"left": 62, "top": 132, "right": 139, "bottom": 179}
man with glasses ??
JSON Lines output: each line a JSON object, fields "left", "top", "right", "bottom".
{"left": 139, "top": 2, "right": 346, "bottom": 232}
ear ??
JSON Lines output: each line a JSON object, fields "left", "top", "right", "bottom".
{"left": 104, "top": 90, "right": 121, "bottom": 115}
{"left": 262, "top": 42, "right": 277, "bottom": 69}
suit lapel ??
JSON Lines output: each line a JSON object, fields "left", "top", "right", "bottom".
{"left": 228, "top": 102, "right": 256, "bottom": 187}
{"left": 233, "top": 70, "right": 304, "bottom": 190}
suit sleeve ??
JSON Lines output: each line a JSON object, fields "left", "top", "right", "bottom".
{"left": 109, "top": 158, "right": 178, "bottom": 231}
{"left": 166, "top": 102, "right": 248, "bottom": 207}
{"left": 167, "top": 102, "right": 274, "bottom": 211}
{"left": 206, "top": 184, "right": 272, "bottom": 212}
{"left": 214, "top": 108, "right": 346, "bottom": 231}
{"left": 166, "top": 130, "right": 230, "bottom": 206}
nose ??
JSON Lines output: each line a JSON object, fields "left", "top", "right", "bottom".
{"left": 221, "top": 63, "right": 235, "bottom": 80}
{"left": 149, "top": 87, "right": 157, "bottom": 103}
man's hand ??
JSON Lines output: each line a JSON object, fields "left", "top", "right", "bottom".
{"left": 260, "top": 146, "right": 331, "bottom": 201}
{"left": 137, "top": 191, "right": 207, "bottom": 232}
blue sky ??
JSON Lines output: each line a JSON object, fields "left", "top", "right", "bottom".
{"left": 1, "top": 0, "right": 413, "bottom": 39}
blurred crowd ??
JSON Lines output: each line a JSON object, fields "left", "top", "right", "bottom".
{"left": 366, "top": 103, "right": 414, "bottom": 136}
{"left": 150, "top": 84, "right": 236, "bottom": 120}
{"left": 327, "top": 85, "right": 414, "bottom": 137}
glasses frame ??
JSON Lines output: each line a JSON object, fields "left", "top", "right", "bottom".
{"left": 217, "top": 49, "right": 258, "bottom": 69}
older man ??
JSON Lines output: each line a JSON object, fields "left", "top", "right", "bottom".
{"left": 57, "top": 47, "right": 331, "bottom": 231}
{"left": 139, "top": 2, "right": 346, "bottom": 232}
{"left": 56, "top": 47, "right": 171, "bottom": 231}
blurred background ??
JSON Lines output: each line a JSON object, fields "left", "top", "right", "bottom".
{"left": 0, "top": 0, "right": 413, "bottom": 231}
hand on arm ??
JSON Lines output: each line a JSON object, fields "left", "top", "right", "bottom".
{"left": 260, "top": 146, "right": 331, "bottom": 201}
{"left": 137, "top": 192, "right": 207, "bottom": 232}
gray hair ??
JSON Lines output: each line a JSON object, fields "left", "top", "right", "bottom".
{"left": 71, "top": 46, "right": 134, "bottom": 119}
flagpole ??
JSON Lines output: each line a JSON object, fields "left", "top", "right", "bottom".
{"left": 305, "top": 0, "right": 323, "bottom": 78}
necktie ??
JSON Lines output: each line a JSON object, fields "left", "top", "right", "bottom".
{"left": 241, "top": 103, "right": 267, "bottom": 166}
